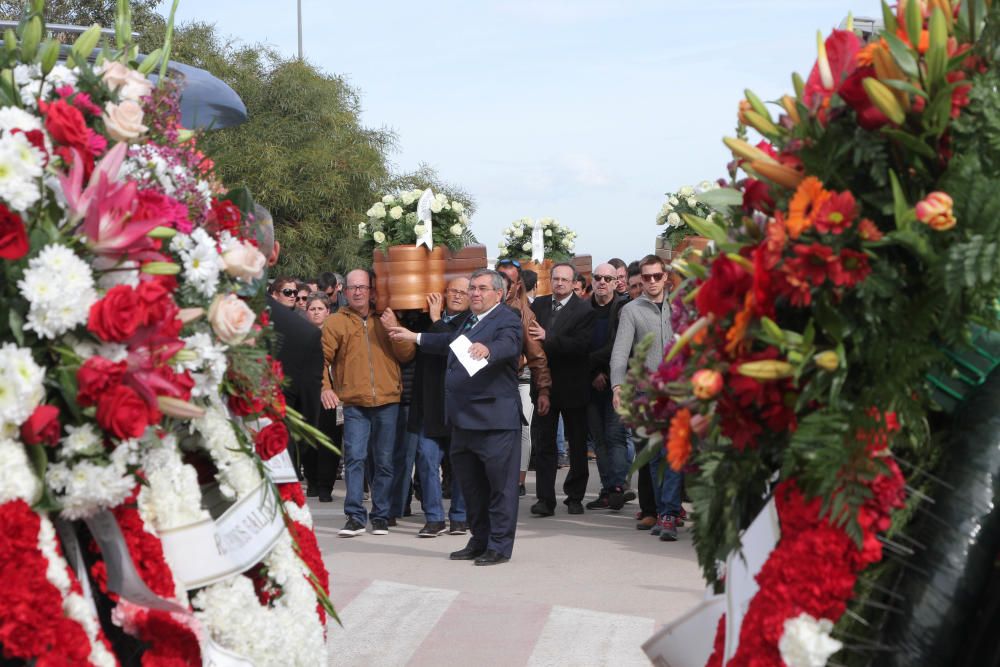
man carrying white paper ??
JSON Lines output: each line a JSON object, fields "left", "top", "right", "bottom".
{"left": 387, "top": 269, "right": 524, "bottom": 565}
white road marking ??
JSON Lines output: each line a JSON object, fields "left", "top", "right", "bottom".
{"left": 327, "top": 580, "right": 459, "bottom": 666}
{"left": 527, "top": 605, "right": 655, "bottom": 667}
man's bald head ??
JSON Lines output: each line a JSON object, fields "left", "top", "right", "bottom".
{"left": 592, "top": 262, "right": 617, "bottom": 305}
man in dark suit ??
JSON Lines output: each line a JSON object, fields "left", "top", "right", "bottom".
{"left": 388, "top": 269, "right": 523, "bottom": 565}
{"left": 529, "top": 262, "right": 596, "bottom": 516}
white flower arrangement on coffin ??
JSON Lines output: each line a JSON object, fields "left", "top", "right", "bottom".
{"left": 361, "top": 188, "right": 471, "bottom": 250}
{"left": 497, "top": 216, "right": 576, "bottom": 261}
{"left": 656, "top": 180, "right": 720, "bottom": 245}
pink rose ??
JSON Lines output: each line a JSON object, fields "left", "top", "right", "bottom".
{"left": 208, "top": 293, "right": 255, "bottom": 345}
{"left": 101, "top": 61, "right": 153, "bottom": 102}
{"left": 103, "top": 100, "right": 147, "bottom": 142}
{"left": 221, "top": 240, "right": 267, "bottom": 282}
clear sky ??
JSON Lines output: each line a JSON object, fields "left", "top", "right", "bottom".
{"left": 158, "top": 0, "right": 866, "bottom": 264}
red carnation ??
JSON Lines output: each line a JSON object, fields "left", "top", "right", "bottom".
{"left": 0, "top": 204, "right": 28, "bottom": 260}
{"left": 77, "top": 357, "right": 128, "bottom": 407}
{"left": 20, "top": 405, "right": 60, "bottom": 446}
{"left": 88, "top": 284, "right": 145, "bottom": 342}
{"left": 696, "top": 254, "right": 753, "bottom": 318}
{"left": 255, "top": 422, "right": 289, "bottom": 461}
{"left": 96, "top": 385, "right": 157, "bottom": 440}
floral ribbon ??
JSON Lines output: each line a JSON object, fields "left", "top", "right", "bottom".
{"left": 416, "top": 188, "right": 435, "bottom": 249}
{"left": 531, "top": 218, "right": 544, "bottom": 262}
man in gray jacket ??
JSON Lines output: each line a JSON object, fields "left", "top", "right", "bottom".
{"left": 610, "top": 254, "right": 682, "bottom": 541}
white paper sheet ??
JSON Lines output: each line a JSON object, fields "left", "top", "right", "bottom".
{"left": 449, "top": 334, "right": 488, "bottom": 376}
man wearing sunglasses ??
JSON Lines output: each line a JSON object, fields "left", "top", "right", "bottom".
{"left": 610, "top": 255, "right": 681, "bottom": 541}
{"left": 585, "top": 263, "right": 629, "bottom": 511}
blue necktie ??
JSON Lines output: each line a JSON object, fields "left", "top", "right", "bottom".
{"left": 462, "top": 314, "right": 479, "bottom": 332}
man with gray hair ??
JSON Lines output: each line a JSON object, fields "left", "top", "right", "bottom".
{"left": 388, "top": 269, "right": 524, "bottom": 565}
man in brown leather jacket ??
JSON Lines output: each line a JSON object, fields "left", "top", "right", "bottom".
{"left": 496, "top": 259, "right": 551, "bottom": 495}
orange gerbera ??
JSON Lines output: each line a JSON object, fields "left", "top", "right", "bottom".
{"left": 785, "top": 176, "right": 830, "bottom": 239}
{"left": 856, "top": 38, "right": 887, "bottom": 67}
{"left": 666, "top": 408, "right": 693, "bottom": 472}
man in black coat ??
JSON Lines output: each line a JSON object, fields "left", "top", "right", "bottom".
{"left": 407, "top": 278, "right": 472, "bottom": 537}
{"left": 529, "top": 262, "right": 596, "bottom": 516}
{"left": 389, "top": 269, "right": 523, "bottom": 565}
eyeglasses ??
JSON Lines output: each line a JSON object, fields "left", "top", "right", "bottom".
{"left": 468, "top": 285, "right": 499, "bottom": 293}
{"left": 345, "top": 285, "right": 371, "bottom": 292}
{"left": 497, "top": 259, "right": 521, "bottom": 268}
{"left": 296, "top": 295, "right": 308, "bottom": 302}
{"left": 593, "top": 275, "right": 616, "bottom": 283}
{"left": 446, "top": 289, "right": 468, "bottom": 297}
{"left": 280, "top": 288, "right": 296, "bottom": 297}
{"left": 641, "top": 272, "right": 665, "bottom": 283}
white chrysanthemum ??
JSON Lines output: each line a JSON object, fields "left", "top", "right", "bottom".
{"left": 93, "top": 256, "right": 140, "bottom": 289}
{"left": 0, "top": 437, "right": 41, "bottom": 503}
{"left": 169, "top": 233, "right": 193, "bottom": 253}
{"left": 779, "top": 613, "right": 843, "bottom": 667}
{"left": 46, "top": 458, "right": 135, "bottom": 520}
{"left": 137, "top": 437, "right": 209, "bottom": 531}
{"left": 18, "top": 244, "right": 97, "bottom": 339}
{"left": 194, "top": 407, "right": 261, "bottom": 498}
{"left": 0, "top": 131, "right": 43, "bottom": 210}
{"left": 0, "top": 106, "right": 42, "bottom": 132}
{"left": 193, "top": 533, "right": 327, "bottom": 666}
{"left": 285, "top": 500, "right": 313, "bottom": 529}
{"left": 0, "top": 344, "right": 45, "bottom": 430}
{"left": 177, "top": 228, "right": 223, "bottom": 298}
{"left": 60, "top": 424, "right": 103, "bottom": 458}
{"left": 176, "top": 332, "right": 228, "bottom": 398}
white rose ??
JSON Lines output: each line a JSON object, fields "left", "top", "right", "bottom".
{"left": 369, "top": 202, "right": 386, "bottom": 219}
{"left": 669, "top": 196, "right": 679, "bottom": 206}
{"left": 679, "top": 185, "right": 695, "bottom": 196}
{"left": 358, "top": 222, "right": 367, "bottom": 238}
{"left": 522, "top": 241, "right": 532, "bottom": 252}
{"left": 661, "top": 201, "right": 673, "bottom": 212}
{"left": 413, "top": 223, "right": 426, "bottom": 235}
{"left": 498, "top": 247, "right": 506, "bottom": 256}
{"left": 389, "top": 206, "right": 403, "bottom": 220}
{"left": 544, "top": 229, "right": 552, "bottom": 237}
{"left": 382, "top": 194, "right": 395, "bottom": 205}
{"left": 221, "top": 240, "right": 266, "bottom": 282}
{"left": 452, "top": 202, "right": 464, "bottom": 214}
{"left": 449, "top": 224, "right": 462, "bottom": 235}
{"left": 102, "top": 100, "right": 148, "bottom": 142}
{"left": 498, "top": 241, "right": 507, "bottom": 250}
{"left": 459, "top": 214, "right": 469, "bottom": 225}
{"left": 373, "top": 231, "right": 386, "bottom": 243}
{"left": 120, "top": 69, "right": 154, "bottom": 102}
{"left": 430, "top": 199, "right": 443, "bottom": 213}
{"left": 521, "top": 217, "right": 534, "bottom": 227}
{"left": 208, "top": 294, "right": 255, "bottom": 345}
{"left": 401, "top": 191, "right": 417, "bottom": 205}
{"left": 540, "top": 218, "right": 552, "bottom": 228}
{"left": 686, "top": 197, "right": 698, "bottom": 207}
{"left": 567, "top": 241, "right": 575, "bottom": 251}
{"left": 667, "top": 212, "right": 681, "bottom": 226}
{"left": 504, "top": 227, "right": 512, "bottom": 236}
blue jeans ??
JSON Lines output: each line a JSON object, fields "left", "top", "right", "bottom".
{"left": 415, "top": 432, "right": 466, "bottom": 523}
{"left": 587, "top": 389, "right": 628, "bottom": 492}
{"left": 343, "top": 404, "right": 399, "bottom": 523}
{"left": 556, "top": 416, "right": 567, "bottom": 456}
{"left": 650, "top": 448, "right": 682, "bottom": 517}
{"left": 390, "top": 405, "right": 419, "bottom": 518}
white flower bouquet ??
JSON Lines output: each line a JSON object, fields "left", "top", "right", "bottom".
{"left": 656, "top": 180, "right": 720, "bottom": 245}
{"left": 497, "top": 216, "right": 576, "bottom": 261}
{"left": 360, "top": 188, "right": 470, "bottom": 250}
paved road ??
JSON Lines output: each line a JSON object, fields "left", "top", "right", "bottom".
{"left": 317, "top": 464, "right": 705, "bottom": 666}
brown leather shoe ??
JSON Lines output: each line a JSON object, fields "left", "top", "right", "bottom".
{"left": 636, "top": 515, "right": 657, "bottom": 530}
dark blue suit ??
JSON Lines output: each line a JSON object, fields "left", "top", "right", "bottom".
{"left": 419, "top": 303, "right": 523, "bottom": 557}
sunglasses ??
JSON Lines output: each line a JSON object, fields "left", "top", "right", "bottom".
{"left": 296, "top": 296, "right": 308, "bottom": 302}
{"left": 641, "top": 272, "right": 665, "bottom": 283}
{"left": 593, "top": 275, "right": 616, "bottom": 283}
{"left": 497, "top": 258, "right": 521, "bottom": 268}
{"left": 280, "top": 288, "right": 296, "bottom": 297}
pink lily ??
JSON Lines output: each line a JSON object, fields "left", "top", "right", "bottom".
{"left": 59, "top": 143, "right": 165, "bottom": 258}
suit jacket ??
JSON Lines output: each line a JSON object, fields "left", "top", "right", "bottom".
{"left": 408, "top": 310, "right": 471, "bottom": 437}
{"left": 531, "top": 293, "right": 595, "bottom": 408}
{"left": 419, "top": 304, "right": 523, "bottom": 431}
{"left": 266, "top": 296, "right": 323, "bottom": 426}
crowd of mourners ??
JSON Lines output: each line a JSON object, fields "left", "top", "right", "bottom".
{"left": 266, "top": 252, "right": 683, "bottom": 562}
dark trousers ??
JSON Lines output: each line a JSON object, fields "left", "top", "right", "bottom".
{"left": 634, "top": 438, "right": 656, "bottom": 518}
{"left": 533, "top": 404, "right": 589, "bottom": 508}
{"left": 451, "top": 426, "right": 520, "bottom": 558}
{"left": 304, "top": 407, "right": 341, "bottom": 494}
